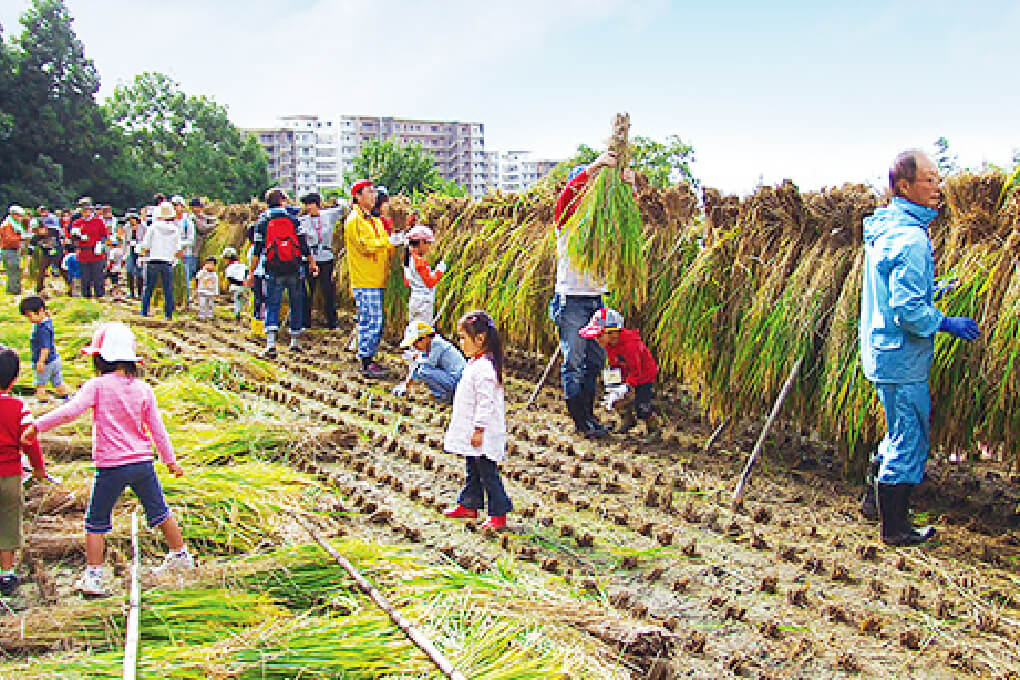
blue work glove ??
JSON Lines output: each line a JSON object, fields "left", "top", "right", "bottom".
{"left": 933, "top": 278, "right": 957, "bottom": 302}
{"left": 939, "top": 316, "right": 979, "bottom": 341}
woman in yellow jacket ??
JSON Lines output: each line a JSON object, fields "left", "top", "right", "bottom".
{"left": 345, "top": 180, "right": 404, "bottom": 378}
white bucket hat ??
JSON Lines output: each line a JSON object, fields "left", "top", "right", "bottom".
{"left": 81, "top": 322, "right": 141, "bottom": 363}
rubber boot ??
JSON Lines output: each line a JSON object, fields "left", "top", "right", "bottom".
{"left": 877, "top": 483, "right": 935, "bottom": 546}
{"left": 580, "top": 391, "right": 609, "bottom": 439}
{"left": 566, "top": 395, "right": 590, "bottom": 435}
{"left": 860, "top": 456, "right": 880, "bottom": 521}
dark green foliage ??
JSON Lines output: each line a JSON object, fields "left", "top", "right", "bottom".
{"left": 348, "top": 138, "right": 461, "bottom": 197}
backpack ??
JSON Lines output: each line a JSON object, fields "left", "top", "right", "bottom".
{"left": 263, "top": 214, "right": 302, "bottom": 274}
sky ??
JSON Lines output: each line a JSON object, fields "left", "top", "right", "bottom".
{"left": 2, "top": 0, "right": 1019, "bottom": 194}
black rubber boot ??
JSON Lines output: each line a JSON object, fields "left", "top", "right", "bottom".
{"left": 860, "top": 456, "right": 880, "bottom": 521}
{"left": 566, "top": 396, "right": 588, "bottom": 434}
{"left": 581, "top": 391, "right": 609, "bottom": 439}
{"left": 877, "top": 483, "right": 935, "bottom": 546}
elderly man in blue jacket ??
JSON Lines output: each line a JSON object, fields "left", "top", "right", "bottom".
{"left": 859, "top": 149, "right": 979, "bottom": 546}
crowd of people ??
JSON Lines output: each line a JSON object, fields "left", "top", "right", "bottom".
{"left": 0, "top": 147, "right": 976, "bottom": 604}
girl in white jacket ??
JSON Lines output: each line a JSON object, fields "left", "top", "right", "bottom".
{"left": 442, "top": 310, "right": 511, "bottom": 529}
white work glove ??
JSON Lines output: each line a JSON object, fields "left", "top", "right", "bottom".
{"left": 391, "top": 383, "right": 407, "bottom": 398}
{"left": 602, "top": 384, "right": 628, "bottom": 411}
{"left": 435, "top": 260, "right": 447, "bottom": 274}
{"left": 388, "top": 232, "right": 407, "bottom": 246}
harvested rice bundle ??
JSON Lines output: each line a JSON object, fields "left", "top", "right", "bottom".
{"left": 562, "top": 114, "right": 648, "bottom": 310}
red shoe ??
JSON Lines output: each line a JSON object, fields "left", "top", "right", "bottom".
{"left": 480, "top": 515, "right": 507, "bottom": 530}
{"left": 443, "top": 505, "right": 478, "bottom": 519}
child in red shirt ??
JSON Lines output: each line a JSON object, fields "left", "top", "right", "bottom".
{"left": 0, "top": 346, "right": 48, "bottom": 597}
{"left": 579, "top": 308, "right": 659, "bottom": 440}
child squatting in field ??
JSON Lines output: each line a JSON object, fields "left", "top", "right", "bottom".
{"left": 22, "top": 322, "right": 194, "bottom": 597}
{"left": 442, "top": 311, "right": 511, "bottom": 530}
{"left": 0, "top": 346, "right": 48, "bottom": 597}
{"left": 579, "top": 307, "right": 660, "bottom": 440}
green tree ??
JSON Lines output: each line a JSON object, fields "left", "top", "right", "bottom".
{"left": 0, "top": 0, "right": 112, "bottom": 207}
{"left": 347, "top": 138, "right": 444, "bottom": 196}
{"left": 631, "top": 134, "right": 696, "bottom": 187}
{"left": 104, "top": 71, "right": 270, "bottom": 205}
{"left": 545, "top": 136, "right": 697, "bottom": 188}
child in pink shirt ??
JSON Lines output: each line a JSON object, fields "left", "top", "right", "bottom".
{"left": 22, "top": 322, "right": 192, "bottom": 597}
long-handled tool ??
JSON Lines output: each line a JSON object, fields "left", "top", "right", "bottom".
{"left": 732, "top": 357, "right": 803, "bottom": 510}
{"left": 526, "top": 345, "right": 561, "bottom": 410}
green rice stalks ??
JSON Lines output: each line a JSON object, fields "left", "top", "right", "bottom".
{"left": 563, "top": 168, "right": 648, "bottom": 310}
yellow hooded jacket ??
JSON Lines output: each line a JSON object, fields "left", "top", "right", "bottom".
{"left": 344, "top": 206, "right": 392, "bottom": 290}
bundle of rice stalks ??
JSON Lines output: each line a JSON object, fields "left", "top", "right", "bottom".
{"left": 153, "top": 375, "right": 248, "bottom": 422}
{"left": 157, "top": 462, "right": 322, "bottom": 554}
{"left": 562, "top": 166, "right": 648, "bottom": 311}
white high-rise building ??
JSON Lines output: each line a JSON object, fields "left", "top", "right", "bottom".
{"left": 338, "top": 115, "right": 489, "bottom": 198}
{"left": 244, "top": 115, "right": 342, "bottom": 198}
{"left": 487, "top": 150, "right": 560, "bottom": 194}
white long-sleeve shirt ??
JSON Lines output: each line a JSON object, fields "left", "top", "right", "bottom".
{"left": 443, "top": 355, "right": 506, "bottom": 462}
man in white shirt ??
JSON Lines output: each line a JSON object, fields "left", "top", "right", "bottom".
{"left": 298, "top": 192, "right": 345, "bottom": 330}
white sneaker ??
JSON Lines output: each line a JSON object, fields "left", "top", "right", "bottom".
{"left": 76, "top": 569, "right": 108, "bottom": 598}
{"left": 153, "top": 550, "right": 195, "bottom": 575}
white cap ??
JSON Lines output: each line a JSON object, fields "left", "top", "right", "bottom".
{"left": 170, "top": 195, "right": 186, "bottom": 205}
{"left": 81, "top": 322, "right": 141, "bottom": 363}
{"left": 8, "top": 205, "right": 25, "bottom": 216}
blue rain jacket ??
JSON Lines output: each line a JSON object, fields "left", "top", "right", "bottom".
{"left": 859, "top": 197, "right": 944, "bottom": 384}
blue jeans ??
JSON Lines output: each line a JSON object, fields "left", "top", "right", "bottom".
{"left": 413, "top": 364, "right": 460, "bottom": 401}
{"left": 457, "top": 456, "right": 512, "bottom": 517}
{"left": 549, "top": 294, "right": 605, "bottom": 400}
{"left": 265, "top": 271, "right": 304, "bottom": 333}
{"left": 141, "top": 260, "right": 174, "bottom": 319}
{"left": 184, "top": 255, "right": 199, "bottom": 283}
{"left": 85, "top": 461, "right": 171, "bottom": 534}
{"left": 875, "top": 381, "right": 930, "bottom": 485}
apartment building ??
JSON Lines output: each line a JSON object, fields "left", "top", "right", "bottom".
{"left": 246, "top": 127, "right": 296, "bottom": 195}
{"left": 487, "top": 150, "right": 561, "bottom": 194}
{"left": 338, "top": 115, "right": 489, "bottom": 198}
{"left": 245, "top": 115, "right": 342, "bottom": 198}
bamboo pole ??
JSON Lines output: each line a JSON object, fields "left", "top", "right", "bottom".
{"left": 432, "top": 288, "right": 455, "bottom": 326}
{"left": 296, "top": 517, "right": 467, "bottom": 680}
{"left": 527, "top": 345, "right": 561, "bottom": 410}
{"left": 732, "top": 357, "right": 803, "bottom": 510}
{"left": 122, "top": 511, "right": 140, "bottom": 680}
{"left": 704, "top": 417, "right": 730, "bottom": 452}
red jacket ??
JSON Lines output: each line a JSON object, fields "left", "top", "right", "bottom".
{"left": 73, "top": 215, "right": 108, "bottom": 263}
{"left": 0, "top": 394, "right": 45, "bottom": 478}
{"left": 553, "top": 168, "right": 592, "bottom": 229}
{"left": 605, "top": 329, "right": 657, "bottom": 387}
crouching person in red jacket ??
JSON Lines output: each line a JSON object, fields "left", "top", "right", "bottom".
{"left": 579, "top": 308, "right": 659, "bottom": 441}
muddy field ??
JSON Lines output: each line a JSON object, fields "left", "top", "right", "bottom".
{"left": 1, "top": 297, "right": 1018, "bottom": 679}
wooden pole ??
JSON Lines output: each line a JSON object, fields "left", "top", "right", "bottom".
{"left": 122, "top": 511, "right": 140, "bottom": 680}
{"left": 526, "top": 345, "right": 561, "bottom": 410}
{"left": 296, "top": 517, "right": 467, "bottom": 680}
{"left": 704, "top": 417, "right": 730, "bottom": 452}
{"left": 432, "top": 288, "right": 455, "bottom": 327}
{"left": 732, "top": 357, "right": 803, "bottom": 510}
